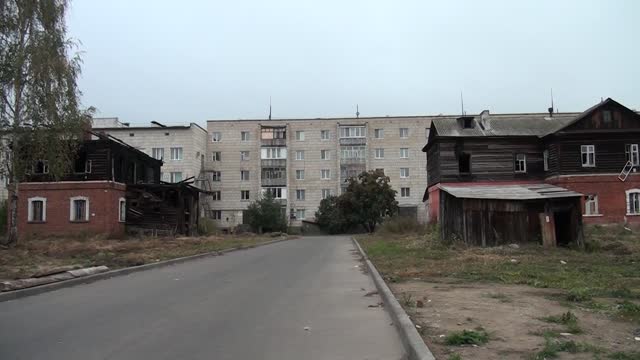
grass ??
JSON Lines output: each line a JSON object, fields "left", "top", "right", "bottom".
{"left": 616, "top": 300, "right": 640, "bottom": 322}
{"left": 0, "top": 233, "right": 291, "bottom": 280}
{"left": 609, "top": 351, "right": 640, "bottom": 360}
{"left": 399, "top": 292, "right": 415, "bottom": 308}
{"left": 444, "top": 328, "right": 490, "bottom": 346}
{"left": 447, "top": 354, "right": 462, "bottom": 360}
{"left": 528, "top": 335, "right": 603, "bottom": 359}
{"left": 358, "top": 224, "right": 640, "bottom": 311}
{"left": 539, "top": 311, "right": 583, "bottom": 334}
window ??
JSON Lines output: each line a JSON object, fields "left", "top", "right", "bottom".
{"left": 625, "top": 144, "right": 639, "bottom": 166}
{"left": 400, "top": 128, "right": 409, "bottom": 138}
{"left": 321, "top": 130, "right": 330, "bottom": 140}
{"left": 515, "top": 154, "right": 527, "bottom": 173}
{"left": 295, "top": 209, "right": 306, "bottom": 220}
{"left": 262, "top": 168, "right": 286, "bottom": 180}
{"left": 261, "top": 127, "right": 286, "bottom": 140}
{"left": 321, "top": 169, "right": 331, "bottom": 180}
{"left": 241, "top": 151, "right": 250, "bottom": 161}
{"left": 603, "top": 110, "right": 612, "bottom": 125}
{"left": 462, "top": 117, "right": 474, "bottom": 129}
{"left": 129, "top": 133, "right": 135, "bottom": 137}
{"left": 295, "top": 131, "right": 305, "bottom": 141}
{"left": 401, "top": 187, "right": 410, "bottom": 198}
{"left": 400, "top": 148, "right": 409, "bottom": 159}
{"left": 212, "top": 171, "right": 221, "bottom": 181}
{"left": 151, "top": 148, "right": 164, "bottom": 160}
{"left": 296, "top": 150, "right": 305, "bottom": 160}
{"left": 212, "top": 151, "right": 221, "bottom": 161}
{"left": 241, "top": 190, "right": 250, "bottom": 201}
{"left": 170, "top": 147, "right": 183, "bottom": 161}
{"left": 374, "top": 128, "right": 384, "bottom": 139}
{"left": 400, "top": 168, "right": 409, "bottom": 178}
{"left": 170, "top": 172, "right": 183, "bottom": 182}
{"left": 262, "top": 187, "right": 286, "bottom": 199}
{"left": 627, "top": 189, "right": 640, "bottom": 215}
{"left": 584, "top": 195, "right": 599, "bottom": 215}
{"left": 74, "top": 155, "right": 92, "bottom": 174}
{"left": 118, "top": 198, "right": 126, "bottom": 222}
{"left": 322, "top": 189, "right": 331, "bottom": 199}
{"left": 341, "top": 146, "right": 366, "bottom": 160}
{"left": 321, "top": 150, "right": 330, "bottom": 160}
{"left": 296, "top": 169, "right": 305, "bottom": 180}
{"left": 212, "top": 191, "right": 221, "bottom": 200}
{"left": 296, "top": 189, "right": 306, "bottom": 201}
{"left": 375, "top": 148, "right": 384, "bottom": 159}
{"left": 262, "top": 147, "right": 286, "bottom": 159}
{"left": 459, "top": 153, "right": 471, "bottom": 174}
{"left": 339, "top": 126, "right": 366, "bottom": 138}
{"left": 581, "top": 145, "right": 595, "bottom": 167}
{"left": 543, "top": 150, "right": 549, "bottom": 171}
{"left": 28, "top": 197, "right": 46, "bottom": 222}
{"left": 212, "top": 132, "right": 222, "bottom": 142}
{"left": 210, "top": 210, "right": 222, "bottom": 220}
{"left": 69, "top": 196, "right": 89, "bottom": 222}
{"left": 33, "top": 160, "right": 49, "bottom": 174}
{"left": 241, "top": 131, "right": 250, "bottom": 141}
{"left": 375, "top": 168, "right": 385, "bottom": 175}
{"left": 241, "top": 170, "right": 250, "bottom": 181}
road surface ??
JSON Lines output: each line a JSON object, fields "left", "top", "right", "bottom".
{"left": 0, "top": 236, "right": 405, "bottom": 360}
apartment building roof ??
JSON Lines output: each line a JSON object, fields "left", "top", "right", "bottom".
{"left": 206, "top": 115, "right": 435, "bottom": 123}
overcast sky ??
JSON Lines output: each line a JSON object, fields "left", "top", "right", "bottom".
{"left": 68, "top": 0, "right": 639, "bottom": 125}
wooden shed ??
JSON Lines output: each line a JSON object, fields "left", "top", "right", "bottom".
{"left": 439, "top": 184, "right": 584, "bottom": 247}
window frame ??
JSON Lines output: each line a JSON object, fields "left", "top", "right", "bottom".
{"left": 170, "top": 147, "right": 183, "bottom": 161}
{"left": 400, "top": 168, "right": 410, "bottom": 178}
{"left": 375, "top": 148, "right": 384, "bottom": 159}
{"left": 211, "top": 132, "right": 222, "bottom": 142}
{"left": 581, "top": 145, "right": 595, "bottom": 167}
{"left": 212, "top": 151, "right": 221, "bottom": 161}
{"left": 626, "top": 189, "right": 640, "bottom": 215}
{"left": 583, "top": 194, "right": 600, "bottom": 216}
{"left": 241, "top": 190, "right": 250, "bottom": 201}
{"left": 295, "top": 150, "right": 305, "bottom": 161}
{"left": 69, "top": 196, "right": 89, "bottom": 222}
{"left": 401, "top": 187, "right": 410, "bottom": 198}
{"left": 514, "top": 153, "right": 527, "bottom": 173}
{"left": 400, "top": 148, "right": 409, "bottom": 159}
{"left": 118, "top": 197, "right": 126, "bottom": 222}
{"left": 295, "top": 130, "right": 305, "bottom": 141}
{"left": 296, "top": 189, "right": 306, "bottom": 201}
{"left": 151, "top": 147, "right": 164, "bottom": 160}
{"left": 295, "top": 209, "right": 306, "bottom": 220}
{"left": 374, "top": 128, "right": 384, "bottom": 139}
{"left": 399, "top": 128, "right": 409, "bottom": 139}
{"left": 241, "top": 170, "right": 250, "bottom": 181}
{"left": 240, "top": 151, "right": 250, "bottom": 161}
{"left": 321, "top": 169, "right": 331, "bottom": 180}
{"left": 28, "top": 196, "right": 47, "bottom": 222}
{"left": 212, "top": 191, "right": 221, "bottom": 201}
{"left": 321, "top": 189, "right": 331, "bottom": 199}
{"left": 320, "top": 150, "right": 330, "bottom": 160}
{"left": 241, "top": 131, "right": 250, "bottom": 141}
{"left": 625, "top": 144, "right": 639, "bottom": 166}
{"left": 170, "top": 171, "right": 183, "bottom": 183}
{"left": 321, "top": 130, "right": 330, "bottom": 140}
{"left": 212, "top": 171, "right": 221, "bottom": 182}
{"left": 296, "top": 169, "right": 305, "bottom": 180}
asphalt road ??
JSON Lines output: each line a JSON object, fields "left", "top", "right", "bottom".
{"left": 0, "top": 236, "right": 405, "bottom": 360}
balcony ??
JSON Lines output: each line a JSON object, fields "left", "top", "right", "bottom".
{"left": 261, "top": 138, "right": 287, "bottom": 147}
{"left": 261, "top": 177, "right": 287, "bottom": 187}
{"left": 261, "top": 159, "right": 287, "bottom": 167}
{"left": 340, "top": 157, "right": 366, "bottom": 166}
{"left": 339, "top": 137, "right": 366, "bottom": 146}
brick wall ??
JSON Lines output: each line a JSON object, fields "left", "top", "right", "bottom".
{"left": 547, "top": 174, "right": 640, "bottom": 224}
{"left": 16, "top": 181, "right": 126, "bottom": 239}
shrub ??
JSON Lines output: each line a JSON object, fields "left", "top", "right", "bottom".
{"left": 566, "top": 288, "right": 592, "bottom": 302}
{"left": 244, "top": 193, "right": 287, "bottom": 234}
{"left": 378, "top": 216, "right": 429, "bottom": 235}
{"left": 198, "top": 217, "right": 217, "bottom": 236}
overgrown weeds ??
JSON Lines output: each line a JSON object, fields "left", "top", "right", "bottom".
{"left": 540, "top": 311, "right": 583, "bottom": 334}
{"left": 444, "top": 328, "right": 489, "bottom": 346}
{"left": 529, "top": 335, "right": 603, "bottom": 359}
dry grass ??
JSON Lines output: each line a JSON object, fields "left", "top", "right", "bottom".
{"left": 0, "top": 234, "right": 291, "bottom": 281}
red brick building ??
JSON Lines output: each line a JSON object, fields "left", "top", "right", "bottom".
{"left": 423, "top": 98, "right": 640, "bottom": 244}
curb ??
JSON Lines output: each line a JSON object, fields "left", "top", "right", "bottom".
{"left": 0, "top": 237, "right": 293, "bottom": 303}
{"left": 352, "top": 237, "right": 436, "bottom": 360}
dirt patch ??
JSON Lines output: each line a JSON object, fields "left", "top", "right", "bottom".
{"left": 394, "top": 281, "right": 639, "bottom": 360}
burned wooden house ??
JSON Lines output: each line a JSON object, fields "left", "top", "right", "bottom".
{"left": 423, "top": 98, "right": 640, "bottom": 246}
{"left": 16, "top": 133, "right": 201, "bottom": 238}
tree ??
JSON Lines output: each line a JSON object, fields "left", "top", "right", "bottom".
{"left": 0, "top": 0, "right": 93, "bottom": 244}
{"left": 315, "top": 170, "right": 398, "bottom": 233}
{"left": 315, "top": 195, "right": 347, "bottom": 234}
{"left": 244, "top": 193, "right": 287, "bottom": 233}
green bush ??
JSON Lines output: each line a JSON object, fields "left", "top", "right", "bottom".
{"left": 244, "top": 193, "right": 287, "bottom": 234}
{"left": 198, "top": 217, "right": 217, "bottom": 236}
{"left": 378, "top": 216, "right": 430, "bottom": 235}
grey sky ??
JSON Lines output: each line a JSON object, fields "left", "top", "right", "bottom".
{"left": 68, "top": 0, "right": 639, "bottom": 125}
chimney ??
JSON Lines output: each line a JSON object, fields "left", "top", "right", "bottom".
{"left": 479, "top": 110, "right": 491, "bottom": 130}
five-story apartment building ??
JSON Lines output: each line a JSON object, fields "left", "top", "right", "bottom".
{"left": 205, "top": 116, "right": 431, "bottom": 229}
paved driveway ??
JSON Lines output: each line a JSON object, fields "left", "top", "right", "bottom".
{"left": 0, "top": 236, "right": 405, "bottom": 360}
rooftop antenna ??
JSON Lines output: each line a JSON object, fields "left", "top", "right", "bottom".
{"left": 548, "top": 88, "right": 555, "bottom": 116}
{"left": 460, "top": 91, "right": 466, "bottom": 116}
{"left": 356, "top": 104, "right": 360, "bottom": 118}
{"left": 268, "top": 96, "right": 272, "bottom": 120}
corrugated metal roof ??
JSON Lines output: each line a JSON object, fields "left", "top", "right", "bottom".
{"left": 440, "top": 184, "right": 583, "bottom": 200}
{"left": 432, "top": 113, "right": 579, "bottom": 138}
